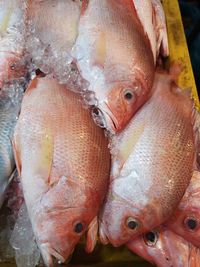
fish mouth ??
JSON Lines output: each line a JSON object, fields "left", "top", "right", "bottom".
{"left": 91, "top": 103, "right": 118, "bottom": 133}
{"left": 40, "top": 243, "right": 69, "bottom": 267}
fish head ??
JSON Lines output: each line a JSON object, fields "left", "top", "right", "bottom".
{"left": 167, "top": 170, "right": 200, "bottom": 247}
{"left": 99, "top": 194, "right": 145, "bottom": 247}
{"left": 167, "top": 208, "right": 200, "bottom": 248}
{"left": 31, "top": 177, "right": 99, "bottom": 266}
{"left": 127, "top": 226, "right": 200, "bottom": 267}
{"left": 93, "top": 75, "right": 151, "bottom": 133}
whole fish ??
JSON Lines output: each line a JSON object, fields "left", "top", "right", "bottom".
{"left": 0, "top": 0, "right": 27, "bottom": 88}
{"left": 127, "top": 226, "right": 200, "bottom": 267}
{"left": 167, "top": 170, "right": 200, "bottom": 248}
{"left": 99, "top": 71, "right": 195, "bottom": 247}
{"left": 132, "top": 0, "right": 169, "bottom": 61}
{"left": 73, "top": 0, "right": 155, "bottom": 133}
{"left": 13, "top": 77, "right": 110, "bottom": 266}
{"left": 26, "top": 0, "right": 82, "bottom": 84}
{"left": 0, "top": 83, "right": 24, "bottom": 208}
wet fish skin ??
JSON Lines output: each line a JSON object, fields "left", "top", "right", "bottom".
{"left": 0, "top": 0, "right": 27, "bottom": 89}
{"left": 127, "top": 226, "right": 200, "bottom": 267}
{"left": 99, "top": 71, "right": 195, "bottom": 247}
{"left": 167, "top": 170, "right": 200, "bottom": 248}
{"left": 73, "top": 0, "right": 155, "bottom": 133}
{"left": 13, "top": 77, "right": 110, "bottom": 266}
{"left": 0, "top": 83, "right": 24, "bottom": 208}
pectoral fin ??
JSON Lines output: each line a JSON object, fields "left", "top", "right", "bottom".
{"left": 12, "top": 138, "right": 22, "bottom": 177}
{"left": 85, "top": 216, "right": 98, "bottom": 253}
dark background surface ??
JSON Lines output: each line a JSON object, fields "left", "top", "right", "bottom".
{"left": 179, "top": 0, "right": 200, "bottom": 92}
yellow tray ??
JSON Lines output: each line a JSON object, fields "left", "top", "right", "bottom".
{"left": 0, "top": 1, "right": 199, "bottom": 267}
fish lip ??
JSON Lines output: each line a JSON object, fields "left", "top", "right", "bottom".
{"left": 97, "top": 102, "right": 119, "bottom": 133}
{"left": 40, "top": 243, "right": 66, "bottom": 266}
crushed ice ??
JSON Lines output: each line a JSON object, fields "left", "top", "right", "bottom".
{"left": 10, "top": 203, "right": 40, "bottom": 267}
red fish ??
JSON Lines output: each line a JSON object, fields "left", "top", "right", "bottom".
{"left": 73, "top": 0, "right": 155, "bottom": 132}
{"left": 13, "top": 77, "right": 110, "bottom": 266}
{"left": 99, "top": 70, "right": 195, "bottom": 247}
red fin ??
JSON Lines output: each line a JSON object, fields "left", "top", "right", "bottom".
{"left": 12, "top": 139, "right": 22, "bottom": 177}
{"left": 81, "top": 0, "right": 89, "bottom": 15}
{"left": 25, "top": 76, "right": 39, "bottom": 95}
{"left": 85, "top": 216, "right": 98, "bottom": 253}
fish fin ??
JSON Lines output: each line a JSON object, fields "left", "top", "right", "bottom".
{"left": 117, "top": 121, "right": 146, "bottom": 165}
{"left": 85, "top": 216, "right": 98, "bottom": 253}
{"left": 81, "top": 0, "right": 89, "bottom": 15}
{"left": 12, "top": 139, "right": 22, "bottom": 177}
{"left": 32, "top": 130, "right": 54, "bottom": 185}
{"left": 92, "top": 32, "right": 106, "bottom": 68}
{"left": 152, "top": 0, "right": 169, "bottom": 57}
{"left": 25, "top": 76, "right": 40, "bottom": 96}
{"left": 8, "top": 169, "right": 18, "bottom": 185}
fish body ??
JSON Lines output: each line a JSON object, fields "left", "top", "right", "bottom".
{"left": 99, "top": 71, "right": 195, "bottom": 247}
{"left": 27, "top": 0, "right": 81, "bottom": 83}
{"left": 73, "top": 0, "right": 155, "bottom": 132}
{"left": 13, "top": 77, "right": 110, "bottom": 266}
{"left": 127, "top": 226, "right": 200, "bottom": 267}
{"left": 167, "top": 170, "right": 200, "bottom": 247}
{"left": 0, "top": 0, "right": 27, "bottom": 88}
{"left": 0, "top": 83, "right": 24, "bottom": 208}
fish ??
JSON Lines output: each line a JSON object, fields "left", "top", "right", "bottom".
{"left": 26, "top": 0, "right": 82, "bottom": 84}
{"left": 127, "top": 226, "right": 200, "bottom": 267}
{"left": 99, "top": 70, "right": 195, "bottom": 247}
{"left": 132, "top": 0, "right": 169, "bottom": 61}
{"left": 73, "top": 0, "right": 155, "bottom": 133}
{"left": 0, "top": 83, "right": 24, "bottom": 208}
{"left": 167, "top": 170, "right": 200, "bottom": 248}
{"left": 0, "top": 0, "right": 27, "bottom": 89}
{"left": 12, "top": 76, "right": 111, "bottom": 266}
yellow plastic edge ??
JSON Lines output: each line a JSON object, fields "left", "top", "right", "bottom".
{"left": 162, "top": 0, "right": 200, "bottom": 110}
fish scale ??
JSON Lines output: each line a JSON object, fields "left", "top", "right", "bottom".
{"left": 0, "top": 84, "right": 24, "bottom": 207}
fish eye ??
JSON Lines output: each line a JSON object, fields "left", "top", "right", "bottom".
{"left": 184, "top": 216, "right": 198, "bottom": 231}
{"left": 74, "top": 222, "right": 84, "bottom": 234}
{"left": 123, "top": 89, "right": 135, "bottom": 101}
{"left": 143, "top": 231, "right": 158, "bottom": 246}
{"left": 126, "top": 217, "right": 140, "bottom": 230}
{"left": 123, "top": 88, "right": 135, "bottom": 102}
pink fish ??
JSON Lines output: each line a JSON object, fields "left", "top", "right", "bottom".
{"left": 127, "top": 226, "right": 200, "bottom": 267}
{"left": 0, "top": 0, "right": 27, "bottom": 88}
{"left": 13, "top": 76, "right": 110, "bottom": 266}
{"left": 73, "top": 0, "right": 155, "bottom": 132}
{"left": 99, "top": 70, "right": 195, "bottom": 247}
{"left": 167, "top": 170, "right": 200, "bottom": 248}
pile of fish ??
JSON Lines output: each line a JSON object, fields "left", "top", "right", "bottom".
{"left": 0, "top": 0, "right": 199, "bottom": 267}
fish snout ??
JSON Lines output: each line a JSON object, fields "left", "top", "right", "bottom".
{"left": 91, "top": 104, "right": 119, "bottom": 133}
{"left": 40, "top": 243, "right": 72, "bottom": 267}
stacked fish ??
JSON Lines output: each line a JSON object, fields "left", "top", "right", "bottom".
{"left": 0, "top": 1, "right": 199, "bottom": 267}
